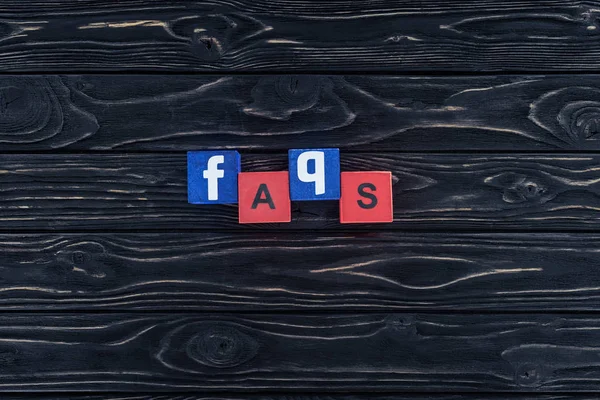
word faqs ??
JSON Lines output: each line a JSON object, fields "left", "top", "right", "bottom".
{"left": 187, "top": 149, "right": 393, "bottom": 224}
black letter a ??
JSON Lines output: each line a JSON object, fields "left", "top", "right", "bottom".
{"left": 251, "top": 184, "right": 276, "bottom": 209}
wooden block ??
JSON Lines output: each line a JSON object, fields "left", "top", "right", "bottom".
{"left": 238, "top": 172, "right": 291, "bottom": 224}
{"left": 187, "top": 151, "right": 241, "bottom": 204}
{"left": 288, "top": 148, "right": 340, "bottom": 201}
{"left": 340, "top": 171, "right": 393, "bottom": 224}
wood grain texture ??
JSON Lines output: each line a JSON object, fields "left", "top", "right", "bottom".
{"left": 1, "top": 396, "right": 593, "bottom": 400}
{"left": 3, "top": 232, "right": 600, "bottom": 311}
{"left": 0, "top": 313, "right": 595, "bottom": 391}
{"left": 0, "top": 1, "right": 597, "bottom": 71}
{"left": 7, "top": 75, "right": 600, "bottom": 150}
{"left": 4, "top": 153, "right": 600, "bottom": 230}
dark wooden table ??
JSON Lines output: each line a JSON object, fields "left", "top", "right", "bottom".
{"left": 1, "top": 0, "right": 599, "bottom": 399}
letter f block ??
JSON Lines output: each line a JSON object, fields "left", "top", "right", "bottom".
{"left": 289, "top": 148, "right": 341, "bottom": 201}
{"left": 187, "top": 151, "right": 241, "bottom": 204}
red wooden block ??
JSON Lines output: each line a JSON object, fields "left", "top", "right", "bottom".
{"left": 340, "top": 171, "right": 393, "bottom": 224}
{"left": 238, "top": 171, "right": 291, "bottom": 224}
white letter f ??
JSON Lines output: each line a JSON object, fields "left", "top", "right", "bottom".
{"left": 203, "top": 155, "right": 225, "bottom": 201}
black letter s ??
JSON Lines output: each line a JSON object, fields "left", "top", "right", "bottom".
{"left": 357, "top": 183, "right": 378, "bottom": 209}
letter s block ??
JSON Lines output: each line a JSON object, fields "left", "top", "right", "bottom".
{"left": 238, "top": 171, "right": 291, "bottom": 224}
{"left": 289, "top": 148, "right": 340, "bottom": 201}
{"left": 340, "top": 171, "right": 393, "bottom": 224}
{"left": 187, "top": 151, "right": 241, "bottom": 204}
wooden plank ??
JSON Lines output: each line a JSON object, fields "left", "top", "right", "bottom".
{"left": 3, "top": 153, "right": 600, "bottom": 231}
{"left": 2, "top": 232, "right": 600, "bottom": 311}
{"left": 0, "top": 396, "right": 591, "bottom": 400}
{"left": 0, "top": 313, "right": 595, "bottom": 391}
{"left": 5, "top": 74, "right": 600, "bottom": 151}
{"left": 0, "top": 1, "right": 596, "bottom": 72}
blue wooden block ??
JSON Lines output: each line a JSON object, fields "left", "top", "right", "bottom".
{"left": 288, "top": 148, "right": 341, "bottom": 201}
{"left": 187, "top": 151, "right": 241, "bottom": 204}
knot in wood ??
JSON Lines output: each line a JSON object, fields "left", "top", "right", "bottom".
{"left": 0, "top": 76, "right": 98, "bottom": 147}
{"left": 72, "top": 251, "right": 86, "bottom": 265}
{"left": 386, "top": 315, "right": 413, "bottom": 329}
{"left": 0, "top": 78, "right": 54, "bottom": 139}
{"left": 509, "top": 178, "right": 546, "bottom": 203}
{"left": 559, "top": 101, "right": 600, "bottom": 140}
{"left": 514, "top": 362, "right": 543, "bottom": 387}
{"left": 275, "top": 76, "right": 322, "bottom": 106}
{"left": 188, "top": 324, "right": 259, "bottom": 368}
{"left": 170, "top": 14, "right": 242, "bottom": 61}
{"left": 485, "top": 172, "right": 550, "bottom": 204}
{"left": 385, "top": 315, "right": 417, "bottom": 337}
{"left": 244, "top": 76, "right": 330, "bottom": 120}
{"left": 531, "top": 86, "right": 600, "bottom": 148}
{"left": 191, "top": 33, "right": 223, "bottom": 61}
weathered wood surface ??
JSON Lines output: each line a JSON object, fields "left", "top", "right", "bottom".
{"left": 2, "top": 232, "right": 600, "bottom": 312}
{"left": 2, "top": 396, "right": 593, "bottom": 400}
{"left": 7, "top": 75, "right": 600, "bottom": 150}
{"left": 8, "top": 1, "right": 600, "bottom": 396}
{"left": 3, "top": 153, "right": 600, "bottom": 231}
{"left": 0, "top": 313, "right": 594, "bottom": 391}
{"left": 0, "top": 1, "right": 597, "bottom": 71}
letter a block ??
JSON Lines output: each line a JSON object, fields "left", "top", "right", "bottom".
{"left": 289, "top": 148, "right": 340, "bottom": 201}
{"left": 238, "top": 172, "right": 291, "bottom": 224}
{"left": 340, "top": 172, "right": 393, "bottom": 224}
{"left": 187, "top": 151, "right": 241, "bottom": 204}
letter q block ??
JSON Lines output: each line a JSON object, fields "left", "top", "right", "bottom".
{"left": 340, "top": 171, "right": 393, "bottom": 224}
{"left": 238, "top": 171, "right": 291, "bottom": 224}
{"left": 187, "top": 151, "right": 241, "bottom": 204}
{"left": 288, "top": 148, "right": 340, "bottom": 201}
